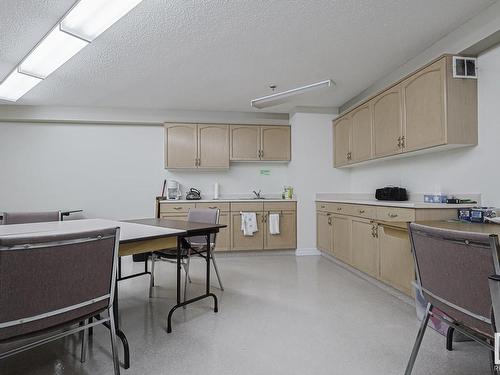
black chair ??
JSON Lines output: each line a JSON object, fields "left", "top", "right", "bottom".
{"left": 406, "top": 223, "right": 500, "bottom": 375}
{"left": 0, "top": 227, "right": 121, "bottom": 375}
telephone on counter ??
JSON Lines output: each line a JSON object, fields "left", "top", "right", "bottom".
{"left": 186, "top": 188, "right": 202, "bottom": 200}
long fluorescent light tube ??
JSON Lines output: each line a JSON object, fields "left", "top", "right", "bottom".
{"left": 251, "top": 79, "right": 335, "bottom": 109}
{"left": 61, "top": 0, "right": 144, "bottom": 41}
{"left": 19, "top": 27, "right": 89, "bottom": 79}
{"left": 0, "top": 70, "right": 42, "bottom": 102}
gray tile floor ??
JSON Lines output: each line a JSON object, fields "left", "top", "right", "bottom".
{"left": 0, "top": 254, "right": 490, "bottom": 375}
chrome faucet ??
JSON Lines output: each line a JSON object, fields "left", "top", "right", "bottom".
{"left": 252, "top": 190, "right": 262, "bottom": 199}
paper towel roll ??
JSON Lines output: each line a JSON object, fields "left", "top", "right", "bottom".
{"left": 214, "top": 182, "right": 220, "bottom": 200}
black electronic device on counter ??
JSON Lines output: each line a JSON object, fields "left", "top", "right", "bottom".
{"left": 375, "top": 186, "right": 408, "bottom": 201}
{"left": 186, "top": 188, "right": 202, "bottom": 200}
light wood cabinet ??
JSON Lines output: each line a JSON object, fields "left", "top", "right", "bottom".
{"left": 264, "top": 210, "right": 296, "bottom": 250}
{"left": 351, "top": 218, "right": 379, "bottom": 278}
{"left": 378, "top": 225, "right": 415, "bottom": 296}
{"left": 165, "top": 123, "right": 229, "bottom": 169}
{"left": 164, "top": 124, "right": 198, "bottom": 168}
{"left": 333, "top": 55, "right": 477, "bottom": 168}
{"left": 332, "top": 215, "right": 351, "bottom": 264}
{"left": 260, "top": 126, "right": 291, "bottom": 161}
{"left": 230, "top": 125, "right": 291, "bottom": 161}
{"left": 372, "top": 87, "right": 402, "bottom": 158}
{"left": 231, "top": 212, "right": 264, "bottom": 250}
{"left": 197, "top": 124, "right": 229, "bottom": 168}
{"left": 230, "top": 125, "right": 261, "bottom": 160}
{"left": 350, "top": 104, "right": 372, "bottom": 162}
{"left": 333, "top": 116, "right": 351, "bottom": 167}
{"left": 402, "top": 58, "right": 446, "bottom": 152}
{"left": 316, "top": 211, "right": 333, "bottom": 253}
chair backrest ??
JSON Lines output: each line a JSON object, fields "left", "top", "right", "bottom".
{"left": 0, "top": 227, "right": 119, "bottom": 342}
{"left": 408, "top": 223, "right": 500, "bottom": 337}
{"left": 2, "top": 211, "right": 60, "bottom": 225}
{"left": 187, "top": 208, "right": 219, "bottom": 245}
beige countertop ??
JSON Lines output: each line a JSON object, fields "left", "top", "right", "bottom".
{"left": 160, "top": 198, "right": 297, "bottom": 203}
{"left": 315, "top": 198, "right": 476, "bottom": 209}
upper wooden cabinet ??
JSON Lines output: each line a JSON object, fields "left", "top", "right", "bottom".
{"left": 350, "top": 104, "right": 372, "bottom": 163}
{"left": 333, "top": 55, "right": 477, "bottom": 168}
{"left": 230, "top": 125, "right": 291, "bottom": 161}
{"left": 372, "top": 87, "right": 402, "bottom": 158}
{"left": 165, "top": 123, "right": 229, "bottom": 169}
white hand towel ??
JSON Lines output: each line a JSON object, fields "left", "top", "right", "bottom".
{"left": 240, "top": 212, "right": 258, "bottom": 236}
{"left": 269, "top": 213, "right": 280, "bottom": 235}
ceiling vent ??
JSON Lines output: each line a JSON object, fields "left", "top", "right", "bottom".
{"left": 452, "top": 56, "right": 477, "bottom": 79}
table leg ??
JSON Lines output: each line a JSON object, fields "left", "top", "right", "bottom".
{"left": 167, "top": 233, "right": 218, "bottom": 333}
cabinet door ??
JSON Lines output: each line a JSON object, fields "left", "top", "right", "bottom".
{"left": 333, "top": 116, "right": 351, "bottom": 167}
{"left": 317, "top": 211, "right": 333, "bottom": 253}
{"left": 402, "top": 58, "right": 446, "bottom": 152}
{"left": 332, "top": 215, "right": 351, "bottom": 264}
{"left": 260, "top": 126, "right": 291, "bottom": 161}
{"left": 214, "top": 212, "right": 230, "bottom": 251}
{"left": 350, "top": 105, "right": 372, "bottom": 162}
{"left": 230, "top": 125, "right": 261, "bottom": 160}
{"left": 372, "top": 87, "right": 402, "bottom": 158}
{"left": 351, "top": 218, "right": 379, "bottom": 278}
{"left": 164, "top": 123, "right": 198, "bottom": 168}
{"left": 198, "top": 124, "right": 229, "bottom": 168}
{"left": 378, "top": 225, "right": 415, "bottom": 296}
{"left": 264, "top": 211, "right": 296, "bottom": 250}
{"left": 231, "top": 212, "right": 264, "bottom": 250}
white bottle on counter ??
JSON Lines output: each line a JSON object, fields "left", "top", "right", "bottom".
{"left": 214, "top": 182, "right": 220, "bottom": 200}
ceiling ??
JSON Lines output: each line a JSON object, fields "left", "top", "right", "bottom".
{"left": 0, "top": 0, "right": 496, "bottom": 112}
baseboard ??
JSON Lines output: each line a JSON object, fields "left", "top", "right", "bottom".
{"left": 295, "top": 247, "right": 322, "bottom": 256}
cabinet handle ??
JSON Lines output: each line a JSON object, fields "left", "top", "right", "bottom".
{"left": 397, "top": 136, "right": 402, "bottom": 148}
{"left": 401, "top": 136, "right": 405, "bottom": 148}
{"left": 261, "top": 150, "right": 264, "bottom": 158}
{"left": 173, "top": 207, "right": 182, "bottom": 210}
{"left": 321, "top": 205, "right": 326, "bottom": 209}
{"left": 336, "top": 207, "right": 342, "bottom": 211}
{"left": 359, "top": 209, "right": 365, "bottom": 214}
{"left": 208, "top": 206, "right": 217, "bottom": 209}
{"left": 327, "top": 216, "right": 332, "bottom": 225}
{"left": 388, "top": 213, "right": 398, "bottom": 218}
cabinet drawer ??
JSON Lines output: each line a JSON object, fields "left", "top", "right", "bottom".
{"left": 331, "top": 203, "right": 356, "bottom": 216}
{"left": 195, "top": 202, "right": 230, "bottom": 211}
{"left": 231, "top": 202, "right": 264, "bottom": 212}
{"left": 316, "top": 202, "right": 335, "bottom": 212}
{"left": 264, "top": 201, "right": 296, "bottom": 211}
{"left": 350, "top": 205, "right": 376, "bottom": 219}
{"left": 160, "top": 203, "right": 196, "bottom": 214}
{"left": 376, "top": 207, "right": 415, "bottom": 222}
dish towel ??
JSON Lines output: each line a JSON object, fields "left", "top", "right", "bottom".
{"left": 240, "top": 212, "right": 258, "bottom": 236}
{"left": 269, "top": 213, "right": 280, "bottom": 235}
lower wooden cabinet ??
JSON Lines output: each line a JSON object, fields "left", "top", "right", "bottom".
{"left": 264, "top": 210, "right": 296, "bottom": 250}
{"left": 332, "top": 215, "right": 351, "bottom": 264}
{"left": 215, "top": 212, "right": 230, "bottom": 251}
{"left": 316, "top": 211, "right": 333, "bottom": 253}
{"left": 378, "top": 225, "right": 415, "bottom": 296}
{"left": 351, "top": 218, "right": 379, "bottom": 278}
{"left": 230, "top": 212, "right": 264, "bottom": 250}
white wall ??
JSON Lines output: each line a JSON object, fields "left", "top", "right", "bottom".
{"left": 348, "top": 44, "right": 500, "bottom": 207}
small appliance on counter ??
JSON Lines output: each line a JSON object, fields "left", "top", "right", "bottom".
{"left": 186, "top": 188, "right": 202, "bottom": 200}
{"left": 458, "top": 207, "right": 498, "bottom": 223}
{"left": 375, "top": 186, "right": 408, "bottom": 201}
{"left": 167, "top": 180, "right": 182, "bottom": 200}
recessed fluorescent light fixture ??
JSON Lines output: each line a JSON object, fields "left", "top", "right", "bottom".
{"left": 0, "top": 70, "right": 43, "bottom": 102}
{"left": 19, "top": 26, "right": 89, "bottom": 79}
{"left": 251, "top": 79, "right": 335, "bottom": 109}
{"left": 0, "top": 0, "right": 144, "bottom": 102}
{"left": 61, "top": 0, "right": 144, "bottom": 41}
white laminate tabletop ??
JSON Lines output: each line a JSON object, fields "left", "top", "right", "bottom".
{"left": 0, "top": 219, "right": 185, "bottom": 243}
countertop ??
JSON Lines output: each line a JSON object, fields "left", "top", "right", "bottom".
{"left": 159, "top": 198, "right": 297, "bottom": 203}
{"left": 315, "top": 198, "right": 476, "bottom": 209}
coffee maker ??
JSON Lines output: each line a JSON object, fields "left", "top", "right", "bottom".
{"left": 166, "top": 180, "right": 181, "bottom": 200}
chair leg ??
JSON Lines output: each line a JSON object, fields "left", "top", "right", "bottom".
{"left": 183, "top": 248, "right": 192, "bottom": 307}
{"left": 80, "top": 319, "right": 89, "bottom": 363}
{"left": 108, "top": 309, "right": 121, "bottom": 375}
{"left": 405, "top": 303, "right": 432, "bottom": 375}
{"left": 210, "top": 248, "right": 224, "bottom": 291}
{"left": 446, "top": 326, "right": 454, "bottom": 351}
{"left": 149, "top": 254, "right": 155, "bottom": 298}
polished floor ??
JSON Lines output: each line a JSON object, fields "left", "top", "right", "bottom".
{"left": 0, "top": 254, "right": 490, "bottom": 375}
